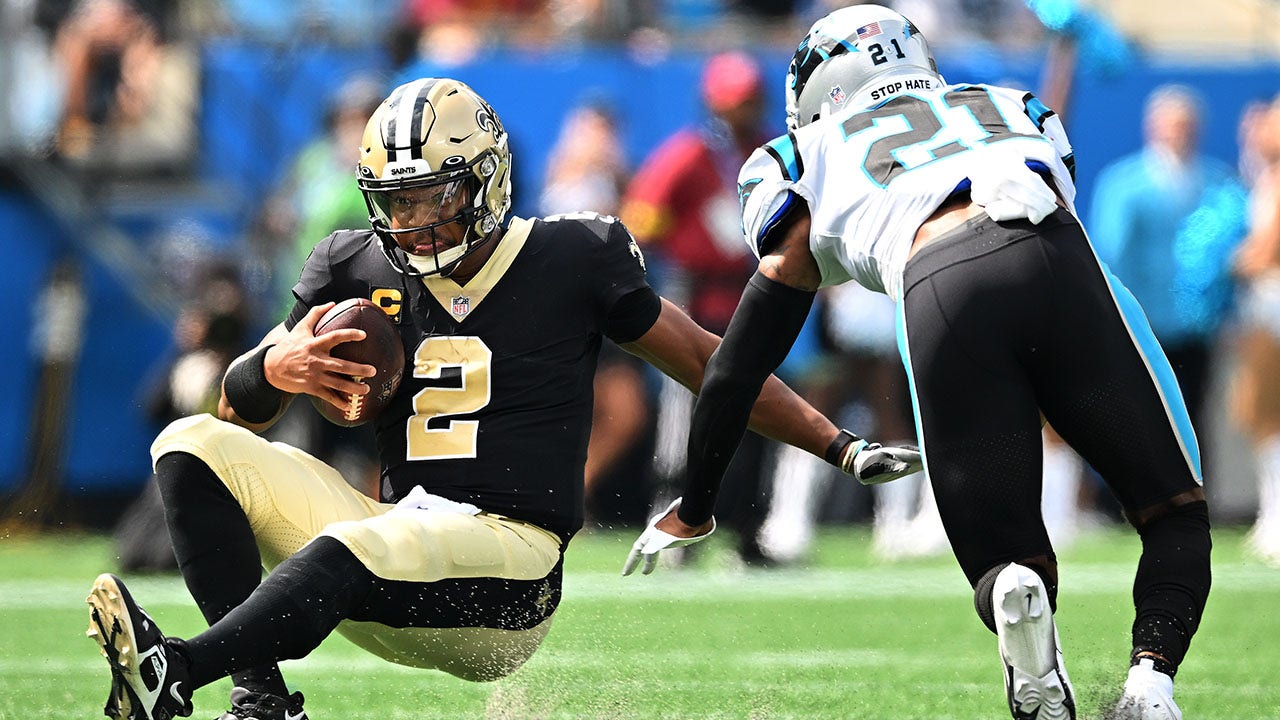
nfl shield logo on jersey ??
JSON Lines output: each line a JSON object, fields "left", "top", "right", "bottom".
{"left": 829, "top": 85, "right": 847, "bottom": 106}
{"left": 451, "top": 295, "right": 471, "bottom": 317}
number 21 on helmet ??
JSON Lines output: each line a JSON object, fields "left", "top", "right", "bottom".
{"left": 785, "top": 4, "right": 943, "bottom": 130}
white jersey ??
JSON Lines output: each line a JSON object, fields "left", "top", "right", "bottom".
{"left": 739, "top": 83, "right": 1077, "bottom": 301}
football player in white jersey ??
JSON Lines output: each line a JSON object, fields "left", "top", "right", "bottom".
{"left": 624, "top": 6, "right": 1211, "bottom": 720}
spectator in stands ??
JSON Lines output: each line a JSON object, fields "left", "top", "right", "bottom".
{"left": 53, "top": 0, "right": 160, "bottom": 159}
{"left": 1230, "top": 95, "right": 1280, "bottom": 566}
{"left": 254, "top": 74, "right": 387, "bottom": 498}
{"left": 621, "top": 51, "right": 774, "bottom": 563}
{"left": 1089, "top": 85, "right": 1249, "bottom": 468}
{"left": 398, "top": 0, "right": 556, "bottom": 67}
{"left": 539, "top": 96, "right": 654, "bottom": 526}
{"left": 52, "top": 0, "right": 192, "bottom": 171}
{"left": 117, "top": 263, "right": 249, "bottom": 572}
{"left": 260, "top": 74, "right": 386, "bottom": 320}
{"left": 539, "top": 96, "right": 628, "bottom": 218}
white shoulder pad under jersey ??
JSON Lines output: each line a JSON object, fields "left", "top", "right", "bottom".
{"left": 738, "top": 83, "right": 1077, "bottom": 302}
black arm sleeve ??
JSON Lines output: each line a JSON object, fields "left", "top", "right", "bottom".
{"left": 677, "top": 271, "right": 816, "bottom": 526}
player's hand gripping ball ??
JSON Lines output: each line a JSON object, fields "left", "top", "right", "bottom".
{"left": 310, "top": 298, "right": 405, "bottom": 427}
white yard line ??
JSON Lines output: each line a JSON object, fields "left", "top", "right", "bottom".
{"left": 2, "top": 561, "right": 1276, "bottom": 610}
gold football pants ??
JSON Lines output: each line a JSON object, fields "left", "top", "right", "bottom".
{"left": 151, "top": 414, "right": 562, "bottom": 681}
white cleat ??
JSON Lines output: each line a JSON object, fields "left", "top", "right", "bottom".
{"left": 1112, "top": 658, "right": 1182, "bottom": 720}
{"left": 994, "top": 564, "right": 1076, "bottom": 720}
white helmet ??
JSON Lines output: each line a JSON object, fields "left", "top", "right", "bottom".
{"left": 785, "top": 4, "right": 943, "bottom": 130}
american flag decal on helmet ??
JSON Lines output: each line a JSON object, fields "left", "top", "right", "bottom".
{"left": 856, "top": 22, "right": 882, "bottom": 40}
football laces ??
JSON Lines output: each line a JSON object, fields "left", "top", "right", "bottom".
{"left": 344, "top": 378, "right": 368, "bottom": 421}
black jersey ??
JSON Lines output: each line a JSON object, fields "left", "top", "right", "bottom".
{"left": 288, "top": 215, "right": 661, "bottom": 541}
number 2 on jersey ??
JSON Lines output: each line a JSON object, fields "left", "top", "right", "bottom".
{"left": 407, "top": 336, "right": 492, "bottom": 460}
{"left": 842, "top": 87, "right": 1040, "bottom": 186}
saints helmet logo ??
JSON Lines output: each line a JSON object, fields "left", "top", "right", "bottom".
{"left": 476, "top": 105, "right": 503, "bottom": 138}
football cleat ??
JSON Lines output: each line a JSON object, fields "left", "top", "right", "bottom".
{"left": 217, "top": 687, "right": 309, "bottom": 720}
{"left": 994, "top": 564, "right": 1076, "bottom": 720}
{"left": 86, "top": 573, "right": 192, "bottom": 720}
{"left": 1111, "top": 658, "right": 1182, "bottom": 720}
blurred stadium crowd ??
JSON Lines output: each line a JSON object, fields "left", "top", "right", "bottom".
{"left": 1, "top": 0, "right": 1279, "bottom": 567}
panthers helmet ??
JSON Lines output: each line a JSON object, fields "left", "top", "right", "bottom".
{"left": 785, "top": 4, "right": 942, "bottom": 130}
{"left": 357, "top": 78, "right": 513, "bottom": 277}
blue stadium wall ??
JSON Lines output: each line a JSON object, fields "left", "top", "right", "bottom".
{"left": 1, "top": 42, "right": 1276, "bottom": 497}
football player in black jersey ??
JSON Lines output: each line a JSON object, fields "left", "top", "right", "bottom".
{"left": 84, "top": 77, "right": 922, "bottom": 720}
{"left": 629, "top": 6, "right": 1212, "bottom": 720}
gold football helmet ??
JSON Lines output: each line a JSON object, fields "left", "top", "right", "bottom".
{"left": 357, "top": 78, "right": 513, "bottom": 276}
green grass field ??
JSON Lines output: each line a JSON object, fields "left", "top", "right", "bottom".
{"left": 2, "top": 525, "right": 1277, "bottom": 719}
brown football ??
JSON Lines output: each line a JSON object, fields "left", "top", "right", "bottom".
{"left": 309, "top": 298, "right": 406, "bottom": 427}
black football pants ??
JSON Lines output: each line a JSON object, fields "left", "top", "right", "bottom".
{"left": 898, "top": 208, "right": 1212, "bottom": 670}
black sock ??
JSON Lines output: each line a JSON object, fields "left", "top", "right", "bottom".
{"left": 183, "top": 537, "right": 375, "bottom": 688}
{"left": 1131, "top": 501, "right": 1212, "bottom": 677}
{"left": 154, "top": 451, "right": 288, "bottom": 696}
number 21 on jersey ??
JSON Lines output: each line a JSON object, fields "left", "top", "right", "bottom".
{"left": 841, "top": 86, "right": 1041, "bottom": 186}
{"left": 407, "top": 336, "right": 492, "bottom": 460}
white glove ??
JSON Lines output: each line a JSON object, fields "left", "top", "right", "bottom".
{"left": 968, "top": 149, "right": 1058, "bottom": 225}
{"left": 837, "top": 438, "right": 923, "bottom": 485}
{"left": 621, "top": 498, "right": 715, "bottom": 576}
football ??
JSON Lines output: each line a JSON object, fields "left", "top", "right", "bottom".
{"left": 309, "top": 298, "right": 406, "bottom": 427}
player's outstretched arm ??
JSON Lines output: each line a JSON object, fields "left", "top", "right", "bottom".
{"left": 218, "top": 302, "right": 376, "bottom": 432}
{"left": 622, "top": 297, "right": 835, "bottom": 459}
{"left": 620, "top": 211, "right": 921, "bottom": 574}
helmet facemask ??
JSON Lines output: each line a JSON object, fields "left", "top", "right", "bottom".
{"left": 357, "top": 78, "right": 513, "bottom": 278}
{"left": 362, "top": 159, "right": 497, "bottom": 278}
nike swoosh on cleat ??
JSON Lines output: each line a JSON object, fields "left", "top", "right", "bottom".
{"left": 169, "top": 681, "right": 186, "bottom": 707}
{"left": 284, "top": 710, "right": 306, "bottom": 720}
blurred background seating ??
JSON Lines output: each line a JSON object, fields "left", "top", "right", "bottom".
{"left": 0, "top": 0, "right": 1277, "bottom": 560}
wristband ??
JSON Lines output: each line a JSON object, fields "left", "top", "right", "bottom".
{"left": 223, "top": 344, "right": 286, "bottom": 423}
{"left": 824, "top": 429, "right": 867, "bottom": 473}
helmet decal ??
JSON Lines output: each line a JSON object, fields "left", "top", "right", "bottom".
{"left": 785, "top": 4, "right": 942, "bottom": 130}
{"left": 475, "top": 106, "right": 500, "bottom": 136}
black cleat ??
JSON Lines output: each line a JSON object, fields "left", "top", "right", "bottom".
{"left": 86, "top": 573, "right": 193, "bottom": 720}
{"left": 216, "top": 687, "right": 308, "bottom": 720}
